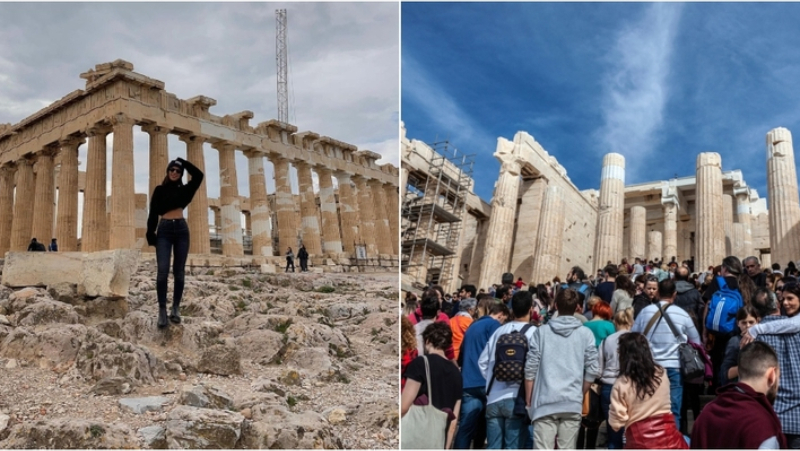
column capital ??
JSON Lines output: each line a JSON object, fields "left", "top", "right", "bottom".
{"left": 59, "top": 136, "right": 86, "bottom": 149}
{"left": 86, "top": 123, "right": 113, "bottom": 137}
{"left": 333, "top": 170, "right": 353, "bottom": 181}
{"left": 315, "top": 164, "right": 332, "bottom": 175}
{"left": 178, "top": 133, "right": 204, "bottom": 144}
{"left": 109, "top": 113, "right": 136, "bottom": 127}
{"left": 210, "top": 140, "right": 236, "bottom": 152}
{"left": 242, "top": 148, "right": 263, "bottom": 159}
{"left": 140, "top": 123, "right": 171, "bottom": 135}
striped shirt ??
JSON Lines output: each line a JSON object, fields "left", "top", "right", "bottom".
{"left": 757, "top": 315, "right": 800, "bottom": 435}
{"left": 631, "top": 301, "right": 701, "bottom": 369}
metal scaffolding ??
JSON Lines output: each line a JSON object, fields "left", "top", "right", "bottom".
{"left": 401, "top": 140, "right": 474, "bottom": 290}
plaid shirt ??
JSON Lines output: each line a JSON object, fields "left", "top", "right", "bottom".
{"left": 757, "top": 315, "right": 800, "bottom": 434}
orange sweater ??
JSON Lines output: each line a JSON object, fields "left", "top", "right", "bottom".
{"left": 450, "top": 314, "right": 473, "bottom": 360}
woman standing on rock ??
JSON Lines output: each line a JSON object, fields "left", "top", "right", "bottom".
{"left": 146, "top": 157, "right": 204, "bottom": 329}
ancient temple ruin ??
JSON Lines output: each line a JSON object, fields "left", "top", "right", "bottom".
{"left": 402, "top": 123, "right": 797, "bottom": 292}
{"left": 0, "top": 60, "right": 398, "bottom": 271}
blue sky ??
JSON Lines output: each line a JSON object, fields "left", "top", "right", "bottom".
{"left": 402, "top": 2, "right": 800, "bottom": 203}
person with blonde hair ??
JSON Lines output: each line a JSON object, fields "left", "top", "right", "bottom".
{"left": 400, "top": 315, "right": 418, "bottom": 391}
{"left": 597, "top": 309, "right": 634, "bottom": 449}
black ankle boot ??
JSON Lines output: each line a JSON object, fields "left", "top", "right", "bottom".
{"left": 158, "top": 307, "right": 169, "bottom": 329}
{"left": 169, "top": 303, "right": 182, "bottom": 324}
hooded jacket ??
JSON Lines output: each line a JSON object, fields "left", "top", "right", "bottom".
{"left": 690, "top": 382, "right": 786, "bottom": 449}
{"left": 524, "top": 315, "right": 599, "bottom": 421}
{"left": 674, "top": 280, "right": 704, "bottom": 329}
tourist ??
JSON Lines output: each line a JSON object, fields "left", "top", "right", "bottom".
{"left": 451, "top": 284, "right": 477, "bottom": 318}
{"left": 48, "top": 238, "right": 57, "bottom": 252}
{"left": 610, "top": 274, "right": 636, "bottom": 316}
{"left": 401, "top": 322, "right": 462, "bottom": 449}
{"left": 773, "top": 262, "right": 783, "bottom": 275}
{"left": 403, "top": 291, "right": 418, "bottom": 317}
{"left": 673, "top": 265, "right": 704, "bottom": 332}
{"left": 442, "top": 293, "right": 455, "bottom": 320}
{"left": 608, "top": 333, "right": 688, "bottom": 449}
{"left": 450, "top": 297, "right": 476, "bottom": 361}
{"left": 691, "top": 341, "right": 785, "bottom": 449}
{"left": 524, "top": 288, "right": 600, "bottom": 450}
{"left": 631, "top": 275, "right": 658, "bottom": 319}
{"left": 454, "top": 301, "right": 507, "bottom": 449}
{"left": 631, "top": 279, "right": 701, "bottom": 429}
{"left": 146, "top": 157, "right": 203, "bottom": 329}
{"left": 414, "top": 292, "right": 441, "bottom": 353}
{"left": 745, "top": 255, "right": 768, "bottom": 288}
{"left": 514, "top": 277, "right": 525, "bottom": 290}
{"left": 564, "top": 266, "right": 594, "bottom": 314}
{"left": 297, "top": 244, "right": 309, "bottom": 272}
{"left": 409, "top": 287, "right": 450, "bottom": 326}
{"left": 577, "top": 300, "right": 615, "bottom": 448}
{"left": 620, "top": 257, "right": 633, "bottom": 275}
{"left": 632, "top": 257, "right": 645, "bottom": 278}
{"left": 400, "top": 315, "right": 418, "bottom": 391}
{"left": 478, "top": 290, "right": 536, "bottom": 449}
{"left": 285, "top": 246, "right": 295, "bottom": 272}
{"left": 595, "top": 265, "right": 617, "bottom": 304}
{"left": 597, "top": 309, "right": 634, "bottom": 449}
{"left": 719, "top": 304, "right": 760, "bottom": 386}
{"left": 27, "top": 237, "right": 45, "bottom": 252}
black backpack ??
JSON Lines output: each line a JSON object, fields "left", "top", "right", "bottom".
{"left": 488, "top": 324, "right": 533, "bottom": 393}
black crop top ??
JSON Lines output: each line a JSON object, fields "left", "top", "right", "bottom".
{"left": 146, "top": 158, "right": 204, "bottom": 238}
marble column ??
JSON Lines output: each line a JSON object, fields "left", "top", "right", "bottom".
{"left": 270, "top": 155, "right": 298, "bottom": 252}
{"left": 109, "top": 114, "right": 135, "bottom": 250}
{"left": 761, "top": 252, "right": 772, "bottom": 270}
{"left": 245, "top": 151, "right": 273, "bottom": 257}
{"left": 648, "top": 231, "right": 663, "bottom": 262}
{"left": 368, "top": 178, "right": 393, "bottom": 256}
{"left": 696, "top": 152, "right": 725, "bottom": 271}
{"left": 335, "top": 171, "right": 360, "bottom": 255}
{"left": 318, "top": 167, "right": 344, "bottom": 255}
{"left": 731, "top": 223, "right": 746, "bottom": 259}
{"left": 478, "top": 150, "right": 523, "bottom": 290}
{"left": 10, "top": 158, "right": 35, "bottom": 251}
{"left": 662, "top": 201, "right": 678, "bottom": 263}
{"left": 723, "top": 194, "right": 734, "bottom": 256}
{"left": 735, "top": 191, "right": 754, "bottom": 258}
{"left": 180, "top": 135, "right": 210, "bottom": 254}
{"left": 767, "top": 127, "right": 800, "bottom": 267}
{"left": 510, "top": 177, "right": 547, "bottom": 281}
{"left": 354, "top": 175, "right": 378, "bottom": 256}
{"left": 629, "top": 206, "right": 646, "bottom": 260}
{"left": 0, "top": 163, "right": 16, "bottom": 254}
{"left": 212, "top": 207, "right": 221, "bottom": 236}
{"left": 143, "top": 124, "right": 170, "bottom": 200}
{"left": 214, "top": 141, "right": 243, "bottom": 256}
{"left": 31, "top": 149, "right": 56, "bottom": 247}
{"left": 294, "top": 161, "right": 322, "bottom": 255}
{"left": 531, "top": 185, "right": 565, "bottom": 282}
{"left": 56, "top": 137, "right": 84, "bottom": 251}
{"left": 82, "top": 126, "right": 111, "bottom": 252}
{"left": 135, "top": 193, "right": 148, "bottom": 249}
{"left": 400, "top": 166, "right": 409, "bottom": 203}
{"left": 383, "top": 183, "right": 400, "bottom": 255}
{"left": 594, "top": 153, "right": 626, "bottom": 267}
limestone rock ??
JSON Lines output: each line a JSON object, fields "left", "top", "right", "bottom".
{"left": 5, "top": 358, "right": 17, "bottom": 369}
{"left": 178, "top": 385, "right": 234, "bottom": 410}
{"left": 1, "top": 252, "right": 83, "bottom": 289}
{"left": 328, "top": 408, "right": 347, "bottom": 424}
{"left": 0, "top": 420, "right": 137, "bottom": 449}
{"left": 47, "top": 282, "right": 78, "bottom": 304}
{"left": 80, "top": 249, "right": 140, "bottom": 298}
{"left": 165, "top": 405, "right": 244, "bottom": 449}
{"left": 90, "top": 376, "right": 134, "bottom": 396}
{"left": 0, "top": 413, "right": 9, "bottom": 432}
{"left": 16, "top": 300, "right": 82, "bottom": 326}
{"left": 138, "top": 425, "right": 167, "bottom": 448}
{"left": 118, "top": 396, "right": 171, "bottom": 414}
{"left": 1, "top": 324, "right": 87, "bottom": 369}
{"left": 233, "top": 329, "right": 283, "bottom": 364}
{"left": 197, "top": 342, "right": 241, "bottom": 376}
{"left": 242, "top": 404, "right": 335, "bottom": 449}
{"left": 75, "top": 330, "right": 166, "bottom": 384}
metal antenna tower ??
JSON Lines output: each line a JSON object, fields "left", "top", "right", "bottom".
{"left": 275, "top": 9, "right": 289, "bottom": 125}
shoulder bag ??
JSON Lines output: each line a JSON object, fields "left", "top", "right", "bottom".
{"left": 657, "top": 304, "right": 705, "bottom": 381}
{"left": 400, "top": 355, "right": 448, "bottom": 449}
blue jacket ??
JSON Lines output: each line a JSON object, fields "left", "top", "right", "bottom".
{"left": 460, "top": 315, "right": 501, "bottom": 389}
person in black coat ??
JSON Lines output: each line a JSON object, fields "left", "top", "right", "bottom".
{"left": 297, "top": 244, "right": 309, "bottom": 272}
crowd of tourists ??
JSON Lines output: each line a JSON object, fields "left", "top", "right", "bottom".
{"left": 401, "top": 255, "right": 800, "bottom": 449}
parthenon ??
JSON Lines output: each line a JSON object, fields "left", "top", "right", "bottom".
{"left": 0, "top": 60, "right": 399, "bottom": 270}
{"left": 402, "top": 123, "right": 799, "bottom": 292}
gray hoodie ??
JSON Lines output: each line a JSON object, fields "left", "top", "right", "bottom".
{"left": 524, "top": 315, "right": 599, "bottom": 422}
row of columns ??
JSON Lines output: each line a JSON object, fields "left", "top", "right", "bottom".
{"left": 0, "top": 117, "right": 398, "bottom": 258}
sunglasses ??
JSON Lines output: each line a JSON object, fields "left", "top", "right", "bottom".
{"left": 168, "top": 168, "right": 183, "bottom": 173}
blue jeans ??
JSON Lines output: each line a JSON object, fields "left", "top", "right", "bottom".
{"left": 486, "top": 397, "right": 524, "bottom": 449}
{"left": 601, "top": 383, "right": 624, "bottom": 449}
{"left": 156, "top": 218, "right": 190, "bottom": 309}
{"left": 454, "top": 387, "right": 486, "bottom": 449}
{"left": 666, "top": 368, "right": 682, "bottom": 429}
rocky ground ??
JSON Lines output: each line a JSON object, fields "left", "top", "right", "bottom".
{"left": 0, "top": 260, "right": 399, "bottom": 449}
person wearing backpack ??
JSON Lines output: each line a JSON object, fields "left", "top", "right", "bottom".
{"left": 701, "top": 256, "right": 755, "bottom": 394}
{"left": 478, "top": 290, "right": 536, "bottom": 449}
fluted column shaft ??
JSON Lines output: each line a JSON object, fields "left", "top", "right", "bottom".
{"left": 767, "top": 127, "right": 800, "bottom": 267}
{"left": 270, "top": 156, "right": 298, "bottom": 252}
{"left": 368, "top": 178, "right": 392, "bottom": 255}
{"left": 696, "top": 153, "right": 725, "bottom": 271}
{"left": 143, "top": 124, "right": 170, "bottom": 201}
{"left": 82, "top": 126, "right": 111, "bottom": 252}
{"left": 295, "top": 162, "right": 322, "bottom": 255}
{"left": 383, "top": 183, "right": 400, "bottom": 255}
{"left": 354, "top": 175, "right": 378, "bottom": 256}
{"left": 731, "top": 223, "right": 747, "bottom": 259}
{"left": 662, "top": 202, "right": 677, "bottom": 262}
{"left": 335, "top": 172, "right": 360, "bottom": 255}
{"left": 735, "top": 193, "right": 754, "bottom": 258}
{"left": 108, "top": 114, "right": 136, "bottom": 249}
{"left": 531, "top": 185, "right": 565, "bottom": 282}
{"left": 215, "top": 142, "right": 243, "bottom": 256}
{"left": 32, "top": 149, "right": 56, "bottom": 246}
{"left": 181, "top": 135, "right": 210, "bottom": 254}
{"left": 629, "top": 206, "right": 646, "bottom": 260}
{"left": 648, "top": 231, "right": 663, "bottom": 262}
{"left": 594, "top": 153, "right": 626, "bottom": 267}
{"left": 319, "top": 167, "right": 344, "bottom": 255}
{"left": 0, "top": 164, "right": 16, "bottom": 254}
{"left": 56, "top": 137, "right": 84, "bottom": 251}
{"left": 11, "top": 158, "right": 35, "bottom": 251}
{"left": 400, "top": 166, "right": 409, "bottom": 202}
{"left": 246, "top": 151, "right": 273, "bottom": 257}
{"left": 723, "top": 194, "right": 733, "bottom": 256}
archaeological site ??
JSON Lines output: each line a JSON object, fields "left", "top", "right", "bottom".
{"left": 401, "top": 122, "right": 799, "bottom": 292}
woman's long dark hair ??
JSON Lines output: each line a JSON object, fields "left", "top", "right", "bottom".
{"left": 723, "top": 256, "right": 755, "bottom": 305}
{"left": 618, "top": 332, "right": 662, "bottom": 400}
{"left": 536, "top": 284, "right": 552, "bottom": 309}
{"left": 615, "top": 274, "right": 636, "bottom": 298}
{"left": 161, "top": 173, "right": 184, "bottom": 187}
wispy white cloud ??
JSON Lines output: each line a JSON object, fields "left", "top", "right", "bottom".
{"left": 596, "top": 3, "right": 683, "bottom": 177}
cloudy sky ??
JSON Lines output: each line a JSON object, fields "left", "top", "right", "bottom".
{"left": 0, "top": 2, "right": 399, "bottom": 231}
{"left": 402, "top": 3, "right": 800, "bottom": 203}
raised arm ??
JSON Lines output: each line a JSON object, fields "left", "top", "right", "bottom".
{"left": 177, "top": 157, "right": 204, "bottom": 193}
{"left": 749, "top": 315, "right": 800, "bottom": 339}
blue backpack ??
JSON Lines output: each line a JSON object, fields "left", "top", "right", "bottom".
{"left": 705, "top": 276, "right": 743, "bottom": 335}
